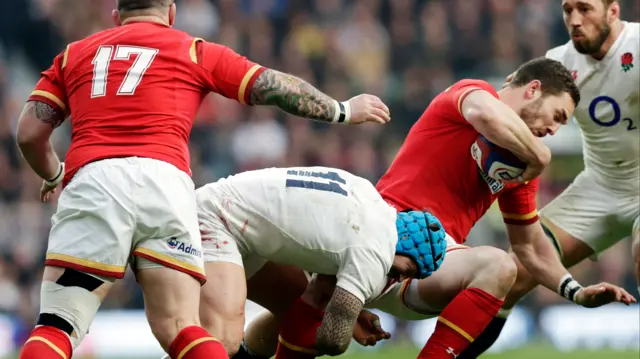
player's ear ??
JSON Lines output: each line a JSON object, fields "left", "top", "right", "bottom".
{"left": 607, "top": 1, "right": 620, "bottom": 23}
{"left": 168, "top": 3, "right": 177, "bottom": 26}
{"left": 112, "top": 10, "right": 122, "bottom": 26}
{"left": 525, "top": 80, "right": 542, "bottom": 100}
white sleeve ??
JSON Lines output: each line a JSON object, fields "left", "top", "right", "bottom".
{"left": 336, "top": 247, "right": 388, "bottom": 304}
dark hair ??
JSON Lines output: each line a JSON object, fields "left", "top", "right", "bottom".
{"left": 511, "top": 57, "right": 580, "bottom": 107}
{"left": 117, "top": 0, "right": 172, "bottom": 12}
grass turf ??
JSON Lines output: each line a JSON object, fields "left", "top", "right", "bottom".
{"left": 13, "top": 344, "right": 635, "bottom": 359}
{"left": 342, "top": 344, "right": 639, "bottom": 359}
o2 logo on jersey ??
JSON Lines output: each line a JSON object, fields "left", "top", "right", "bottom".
{"left": 589, "top": 96, "right": 637, "bottom": 130}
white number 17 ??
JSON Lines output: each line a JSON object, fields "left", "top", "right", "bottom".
{"left": 91, "top": 45, "right": 158, "bottom": 98}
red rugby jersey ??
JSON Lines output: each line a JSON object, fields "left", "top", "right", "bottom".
{"left": 29, "top": 21, "right": 265, "bottom": 187}
{"left": 376, "top": 79, "right": 539, "bottom": 243}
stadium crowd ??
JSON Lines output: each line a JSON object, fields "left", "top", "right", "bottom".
{"left": 0, "top": 0, "right": 638, "bottom": 346}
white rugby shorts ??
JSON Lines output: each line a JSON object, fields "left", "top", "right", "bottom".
{"left": 540, "top": 170, "right": 639, "bottom": 258}
{"left": 196, "top": 183, "right": 267, "bottom": 279}
{"left": 45, "top": 157, "right": 205, "bottom": 283}
{"left": 365, "top": 235, "right": 466, "bottom": 320}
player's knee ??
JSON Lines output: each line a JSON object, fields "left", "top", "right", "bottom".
{"left": 472, "top": 247, "right": 518, "bottom": 294}
{"left": 39, "top": 269, "right": 106, "bottom": 349}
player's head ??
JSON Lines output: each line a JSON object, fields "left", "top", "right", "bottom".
{"left": 562, "top": 0, "right": 620, "bottom": 55}
{"left": 506, "top": 57, "right": 580, "bottom": 137}
{"left": 113, "top": 0, "right": 176, "bottom": 27}
{"left": 390, "top": 211, "right": 447, "bottom": 282}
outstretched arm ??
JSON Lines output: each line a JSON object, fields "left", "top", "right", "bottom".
{"left": 316, "top": 286, "right": 364, "bottom": 356}
{"left": 249, "top": 69, "right": 337, "bottom": 122}
{"left": 16, "top": 100, "right": 65, "bottom": 181}
{"left": 201, "top": 41, "right": 390, "bottom": 125}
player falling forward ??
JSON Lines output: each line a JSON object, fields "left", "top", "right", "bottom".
{"left": 15, "top": 1, "right": 390, "bottom": 358}
{"left": 235, "top": 58, "right": 636, "bottom": 359}
{"left": 461, "top": 1, "right": 640, "bottom": 357}
{"left": 194, "top": 166, "right": 447, "bottom": 357}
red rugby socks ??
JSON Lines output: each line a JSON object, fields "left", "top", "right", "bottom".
{"left": 19, "top": 326, "right": 72, "bottom": 359}
{"left": 418, "top": 288, "right": 503, "bottom": 359}
{"left": 275, "top": 297, "right": 324, "bottom": 359}
{"left": 169, "top": 326, "right": 228, "bottom": 359}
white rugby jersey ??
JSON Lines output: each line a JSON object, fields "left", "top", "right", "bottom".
{"left": 546, "top": 22, "right": 639, "bottom": 190}
{"left": 198, "top": 166, "right": 398, "bottom": 303}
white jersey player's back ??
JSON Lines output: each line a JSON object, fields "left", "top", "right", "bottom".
{"left": 197, "top": 166, "right": 398, "bottom": 303}
{"left": 546, "top": 22, "right": 639, "bottom": 189}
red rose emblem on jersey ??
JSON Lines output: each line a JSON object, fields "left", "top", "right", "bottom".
{"left": 621, "top": 52, "right": 634, "bottom": 72}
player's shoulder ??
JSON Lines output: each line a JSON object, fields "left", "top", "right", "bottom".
{"left": 618, "top": 22, "right": 640, "bottom": 53}
{"left": 444, "top": 79, "right": 494, "bottom": 94}
{"left": 75, "top": 23, "right": 193, "bottom": 48}
{"left": 624, "top": 22, "right": 640, "bottom": 39}
{"left": 545, "top": 42, "right": 572, "bottom": 62}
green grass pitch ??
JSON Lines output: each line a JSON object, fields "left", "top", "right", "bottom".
{"left": 341, "top": 344, "right": 639, "bottom": 359}
{"left": 16, "top": 344, "right": 635, "bottom": 359}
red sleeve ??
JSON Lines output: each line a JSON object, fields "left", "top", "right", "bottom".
{"left": 193, "top": 39, "right": 266, "bottom": 104}
{"left": 28, "top": 47, "right": 69, "bottom": 114}
{"left": 498, "top": 178, "right": 540, "bottom": 225}
{"left": 441, "top": 80, "right": 498, "bottom": 123}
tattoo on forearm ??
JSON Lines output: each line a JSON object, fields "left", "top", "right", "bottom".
{"left": 249, "top": 69, "right": 336, "bottom": 122}
{"left": 24, "top": 101, "right": 65, "bottom": 128}
{"left": 316, "top": 287, "right": 363, "bottom": 356}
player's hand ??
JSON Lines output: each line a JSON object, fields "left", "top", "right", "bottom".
{"left": 352, "top": 310, "right": 391, "bottom": 346}
{"left": 574, "top": 283, "right": 637, "bottom": 308}
{"left": 502, "top": 71, "right": 517, "bottom": 88}
{"left": 40, "top": 162, "right": 65, "bottom": 202}
{"left": 346, "top": 94, "right": 391, "bottom": 125}
{"left": 503, "top": 144, "right": 551, "bottom": 185}
{"left": 40, "top": 180, "right": 59, "bottom": 202}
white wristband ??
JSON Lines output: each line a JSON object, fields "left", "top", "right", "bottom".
{"left": 558, "top": 274, "right": 583, "bottom": 303}
{"left": 331, "top": 100, "right": 351, "bottom": 124}
{"left": 45, "top": 162, "right": 65, "bottom": 187}
{"left": 332, "top": 100, "right": 341, "bottom": 123}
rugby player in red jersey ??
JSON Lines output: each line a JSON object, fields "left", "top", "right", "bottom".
{"left": 14, "top": 1, "right": 390, "bottom": 358}
{"left": 229, "top": 57, "right": 636, "bottom": 359}
{"left": 373, "top": 57, "right": 635, "bottom": 359}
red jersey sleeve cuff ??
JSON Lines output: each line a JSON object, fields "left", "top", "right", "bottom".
{"left": 237, "top": 65, "right": 266, "bottom": 105}
{"left": 29, "top": 90, "right": 67, "bottom": 113}
{"left": 502, "top": 210, "right": 539, "bottom": 225}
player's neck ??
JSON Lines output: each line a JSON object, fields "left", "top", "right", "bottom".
{"left": 590, "top": 20, "right": 624, "bottom": 61}
{"left": 121, "top": 15, "right": 170, "bottom": 27}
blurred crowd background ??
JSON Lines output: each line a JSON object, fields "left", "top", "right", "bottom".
{"left": 0, "top": 0, "right": 638, "bottom": 348}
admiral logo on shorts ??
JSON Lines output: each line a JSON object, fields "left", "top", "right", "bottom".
{"left": 167, "top": 237, "right": 202, "bottom": 258}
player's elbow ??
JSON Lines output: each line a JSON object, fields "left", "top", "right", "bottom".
{"left": 319, "top": 338, "right": 350, "bottom": 356}
{"left": 16, "top": 113, "right": 51, "bottom": 149}
{"left": 316, "top": 326, "right": 352, "bottom": 356}
{"left": 16, "top": 123, "right": 40, "bottom": 149}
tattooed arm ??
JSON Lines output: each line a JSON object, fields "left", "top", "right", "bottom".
{"left": 16, "top": 101, "right": 66, "bottom": 180}
{"left": 316, "top": 286, "right": 364, "bottom": 356}
{"left": 249, "top": 69, "right": 338, "bottom": 123}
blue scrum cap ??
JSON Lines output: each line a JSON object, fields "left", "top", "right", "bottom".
{"left": 395, "top": 211, "right": 447, "bottom": 279}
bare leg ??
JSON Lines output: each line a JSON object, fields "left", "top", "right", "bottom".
{"left": 199, "top": 262, "right": 248, "bottom": 356}
{"left": 137, "top": 266, "right": 225, "bottom": 359}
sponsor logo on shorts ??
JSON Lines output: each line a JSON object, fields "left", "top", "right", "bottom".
{"left": 167, "top": 237, "right": 202, "bottom": 257}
